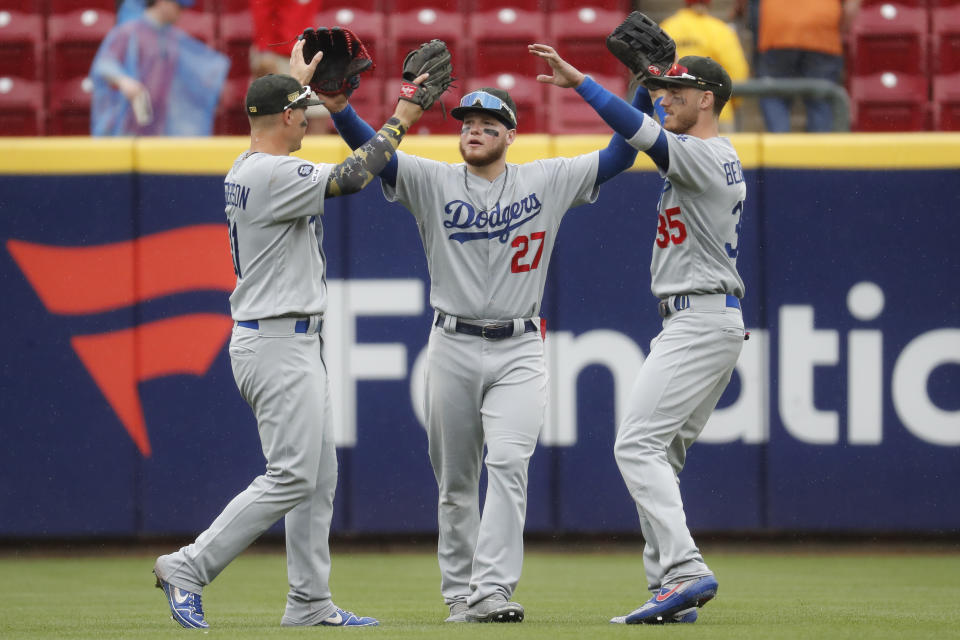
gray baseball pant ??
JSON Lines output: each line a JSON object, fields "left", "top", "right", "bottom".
{"left": 423, "top": 323, "right": 546, "bottom": 607}
{"left": 614, "top": 306, "right": 744, "bottom": 591}
{"left": 154, "top": 317, "right": 338, "bottom": 625}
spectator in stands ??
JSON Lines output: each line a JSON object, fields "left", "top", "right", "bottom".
{"left": 249, "top": 0, "right": 319, "bottom": 77}
{"left": 89, "top": 0, "right": 229, "bottom": 136}
{"left": 116, "top": 0, "right": 146, "bottom": 24}
{"left": 661, "top": 0, "right": 750, "bottom": 132}
{"left": 248, "top": 0, "right": 329, "bottom": 133}
{"left": 756, "top": 0, "right": 861, "bottom": 132}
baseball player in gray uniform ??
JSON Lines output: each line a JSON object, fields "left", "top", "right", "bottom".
{"left": 531, "top": 44, "right": 746, "bottom": 625}
{"left": 151, "top": 40, "right": 427, "bottom": 629}
{"left": 318, "top": 48, "right": 644, "bottom": 623}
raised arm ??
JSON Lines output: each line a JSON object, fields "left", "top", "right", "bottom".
{"left": 529, "top": 43, "right": 669, "bottom": 173}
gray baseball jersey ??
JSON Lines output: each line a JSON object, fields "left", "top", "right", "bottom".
{"left": 651, "top": 135, "right": 745, "bottom": 299}
{"left": 225, "top": 151, "right": 333, "bottom": 320}
{"left": 384, "top": 150, "right": 600, "bottom": 320}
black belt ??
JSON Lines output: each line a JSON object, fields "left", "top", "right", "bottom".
{"left": 658, "top": 294, "right": 741, "bottom": 318}
{"left": 237, "top": 318, "right": 321, "bottom": 333}
{"left": 435, "top": 313, "right": 537, "bottom": 340}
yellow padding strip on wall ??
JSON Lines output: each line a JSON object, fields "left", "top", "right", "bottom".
{"left": 1, "top": 133, "right": 958, "bottom": 175}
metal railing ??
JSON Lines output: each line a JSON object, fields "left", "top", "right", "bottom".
{"left": 733, "top": 78, "right": 852, "bottom": 132}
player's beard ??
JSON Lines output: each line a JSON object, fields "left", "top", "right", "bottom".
{"left": 663, "top": 101, "right": 698, "bottom": 135}
{"left": 459, "top": 136, "right": 508, "bottom": 168}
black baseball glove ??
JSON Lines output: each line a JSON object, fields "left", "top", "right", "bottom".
{"left": 398, "top": 39, "right": 455, "bottom": 111}
{"left": 606, "top": 12, "right": 676, "bottom": 85}
{"left": 298, "top": 26, "right": 374, "bottom": 96}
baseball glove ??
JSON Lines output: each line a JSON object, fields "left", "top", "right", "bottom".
{"left": 606, "top": 12, "right": 676, "bottom": 84}
{"left": 298, "top": 26, "right": 374, "bottom": 96}
{"left": 398, "top": 39, "right": 454, "bottom": 111}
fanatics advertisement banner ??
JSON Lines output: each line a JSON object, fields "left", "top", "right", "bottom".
{"left": 0, "top": 135, "right": 957, "bottom": 537}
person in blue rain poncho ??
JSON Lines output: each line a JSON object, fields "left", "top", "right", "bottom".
{"left": 89, "top": 0, "right": 228, "bottom": 136}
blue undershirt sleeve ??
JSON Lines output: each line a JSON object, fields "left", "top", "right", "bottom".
{"left": 576, "top": 76, "right": 670, "bottom": 173}
{"left": 331, "top": 104, "right": 398, "bottom": 187}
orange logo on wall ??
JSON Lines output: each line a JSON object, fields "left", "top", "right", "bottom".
{"left": 7, "top": 225, "right": 237, "bottom": 457}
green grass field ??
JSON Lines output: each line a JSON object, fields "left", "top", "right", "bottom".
{"left": 2, "top": 546, "right": 958, "bottom": 639}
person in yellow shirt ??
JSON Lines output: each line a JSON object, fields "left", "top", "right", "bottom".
{"left": 661, "top": 0, "right": 750, "bottom": 132}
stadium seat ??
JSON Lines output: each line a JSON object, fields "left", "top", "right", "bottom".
{"left": 849, "top": 4, "right": 928, "bottom": 76}
{"left": 390, "top": 4, "right": 467, "bottom": 82}
{"left": 468, "top": 5, "right": 548, "bottom": 77}
{"left": 547, "top": 5, "right": 626, "bottom": 77}
{"left": 315, "top": 4, "right": 386, "bottom": 77}
{"left": 858, "top": 0, "right": 926, "bottom": 6}
{"left": 850, "top": 72, "right": 930, "bottom": 131}
{"left": 0, "top": 10, "right": 44, "bottom": 80}
{"left": 218, "top": 9, "right": 253, "bottom": 78}
{"left": 548, "top": 0, "right": 627, "bottom": 9}
{"left": 178, "top": 9, "right": 217, "bottom": 46}
{"left": 0, "top": 76, "right": 43, "bottom": 135}
{"left": 344, "top": 76, "right": 384, "bottom": 127}
{"left": 214, "top": 75, "right": 252, "bottom": 135}
{"left": 46, "top": 7, "right": 115, "bottom": 82}
{"left": 932, "top": 5, "right": 960, "bottom": 74}
{"left": 48, "top": 0, "right": 116, "bottom": 12}
{"left": 546, "top": 72, "right": 625, "bottom": 134}
{"left": 47, "top": 76, "right": 94, "bottom": 135}
{"left": 463, "top": 73, "right": 546, "bottom": 133}
{"left": 932, "top": 72, "right": 960, "bottom": 129}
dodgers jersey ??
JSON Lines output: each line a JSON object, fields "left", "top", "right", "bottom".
{"left": 651, "top": 134, "right": 746, "bottom": 299}
{"left": 224, "top": 151, "right": 333, "bottom": 321}
{"left": 384, "top": 150, "right": 600, "bottom": 321}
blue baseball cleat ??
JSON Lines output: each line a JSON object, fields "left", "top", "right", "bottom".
{"left": 154, "top": 571, "right": 208, "bottom": 629}
{"left": 611, "top": 575, "right": 717, "bottom": 625}
{"left": 318, "top": 607, "right": 379, "bottom": 627}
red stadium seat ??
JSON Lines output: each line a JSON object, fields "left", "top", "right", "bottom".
{"left": 394, "top": 0, "right": 467, "bottom": 9}
{"left": 547, "top": 6, "right": 626, "bottom": 76}
{"left": 858, "top": 0, "right": 926, "bottom": 6}
{"left": 47, "top": 76, "right": 94, "bottom": 135}
{"left": 345, "top": 76, "right": 384, "bottom": 127}
{"left": 546, "top": 72, "right": 625, "bottom": 134}
{"left": 0, "top": 76, "right": 43, "bottom": 135}
{"left": 850, "top": 72, "right": 930, "bottom": 131}
{"left": 849, "top": 4, "right": 928, "bottom": 76}
{"left": 48, "top": 0, "right": 116, "bottom": 12}
{"left": 468, "top": 6, "right": 547, "bottom": 77}
{"left": 932, "top": 5, "right": 960, "bottom": 74}
{"left": 315, "top": 6, "right": 387, "bottom": 78}
{"left": 46, "top": 7, "right": 115, "bottom": 82}
{"left": 178, "top": 9, "right": 217, "bottom": 46}
{"left": 214, "top": 75, "right": 252, "bottom": 135}
{"left": 218, "top": 9, "right": 253, "bottom": 78}
{"left": 548, "top": 0, "right": 627, "bottom": 9}
{"left": 0, "top": 10, "right": 44, "bottom": 80}
{"left": 932, "top": 72, "right": 960, "bottom": 129}
{"left": 463, "top": 73, "right": 546, "bottom": 132}
{"left": 389, "top": 6, "right": 467, "bottom": 83}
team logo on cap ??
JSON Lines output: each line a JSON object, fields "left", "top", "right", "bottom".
{"left": 648, "top": 65, "right": 663, "bottom": 76}
{"left": 287, "top": 90, "right": 301, "bottom": 103}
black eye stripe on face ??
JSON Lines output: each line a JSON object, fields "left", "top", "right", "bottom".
{"left": 460, "top": 125, "right": 501, "bottom": 137}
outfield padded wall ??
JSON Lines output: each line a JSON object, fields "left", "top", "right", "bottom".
{"left": 1, "top": 134, "right": 958, "bottom": 537}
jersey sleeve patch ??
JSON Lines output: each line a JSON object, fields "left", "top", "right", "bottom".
{"left": 297, "top": 163, "right": 313, "bottom": 178}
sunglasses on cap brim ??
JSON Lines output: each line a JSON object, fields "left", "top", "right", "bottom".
{"left": 459, "top": 91, "right": 516, "bottom": 125}
{"left": 651, "top": 65, "right": 724, "bottom": 91}
{"left": 284, "top": 85, "right": 314, "bottom": 110}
